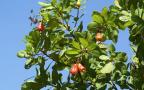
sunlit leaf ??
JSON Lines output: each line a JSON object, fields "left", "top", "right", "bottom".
{"left": 71, "top": 40, "right": 81, "bottom": 49}
{"left": 87, "top": 22, "right": 98, "bottom": 32}
{"left": 114, "top": 0, "right": 122, "bottom": 9}
{"left": 108, "top": 44, "right": 115, "bottom": 52}
{"left": 79, "top": 38, "right": 88, "bottom": 48}
{"left": 119, "top": 16, "right": 131, "bottom": 22}
{"left": 65, "top": 49, "right": 80, "bottom": 55}
{"left": 38, "top": 2, "right": 51, "bottom": 7}
{"left": 100, "top": 62, "right": 114, "bottom": 73}
{"left": 92, "top": 14, "right": 103, "bottom": 24}
{"left": 99, "top": 55, "right": 109, "bottom": 60}
{"left": 101, "top": 7, "right": 108, "bottom": 17}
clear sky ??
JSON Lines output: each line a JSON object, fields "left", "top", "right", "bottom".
{"left": 0, "top": 0, "right": 132, "bottom": 90}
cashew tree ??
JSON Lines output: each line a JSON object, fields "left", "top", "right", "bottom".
{"left": 17, "top": 0, "right": 144, "bottom": 89}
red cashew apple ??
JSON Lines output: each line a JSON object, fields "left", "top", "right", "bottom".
{"left": 70, "top": 64, "right": 78, "bottom": 75}
{"left": 77, "top": 63, "right": 86, "bottom": 72}
{"left": 37, "top": 23, "right": 45, "bottom": 31}
{"left": 95, "top": 32, "right": 104, "bottom": 41}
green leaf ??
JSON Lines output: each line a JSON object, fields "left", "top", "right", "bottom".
{"left": 98, "top": 44, "right": 107, "bottom": 49}
{"left": 110, "top": 6, "right": 120, "bottom": 13}
{"left": 119, "top": 16, "right": 131, "bottom": 22}
{"left": 114, "top": 0, "right": 122, "bottom": 9}
{"left": 25, "top": 58, "right": 37, "bottom": 69}
{"left": 21, "top": 81, "right": 41, "bottom": 90}
{"left": 87, "top": 22, "right": 98, "bottom": 32}
{"left": 59, "top": 48, "right": 66, "bottom": 58}
{"left": 99, "top": 55, "right": 109, "bottom": 60}
{"left": 135, "top": 8, "right": 144, "bottom": 20}
{"left": 79, "top": 38, "right": 88, "bottom": 48}
{"left": 21, "top": 82, "right": 30, "bottom": 90}
{"left": 121, "top": 10, "right": 131, "bottom": 16}
{"left": 95, "top": 83, "right": 107, "bottom": 90}
{"left": 38, "top": 2, "right": 51, "bottom": 7}
{"left": 71, "top": 40, "right": 80, "bottom": 49}
{"left": 124, "top": 21, "right": 134, "bottom": 27}
{"left": 112, "top": 30, "right": 118, "bottom": 43}
{"left": 52, "top": 0, "right": 57, "bottom": 4}
{"left": 25, "top": 58, "right": 33, "bottom": 69}
{"left": 92, "top": 14, "right": 103, "bottom": 24}
{"left": 25, "top": 43, "right": 34, "bottom": 53}
{"left": 132, "top": 56, "right": 139, "bottom": 64}
{"left": 117, "top": 22, "right": 126, "bottom": 30}
{"left": 112, "top": 70, "right": 121, "bottom": 80}
{"left": 29, "top": 30, "right": 41, "bottom": 48}
{"left": 77, "top": 21, "right": 83, "bottom": 32}
{"left": 87, "top": 43, "right": 98, "bottom": 51}
{"left": 38, "top": 56, "right": 44, "bottom": 65}
{"left": 130, "top": 45, "right": 137, "bottom": 52}
{"left": 116, "top": 52, "right": 128, "bottom": 62}
{"left": 100, "top": 62, "right": 114, "bottom": 74}
{"left": 86, "top": 31, "right": 93, "bottom": 41}
{"left": 131, "top": 15, "right": 144, "bottom": 23}
{"left": 119, "top": 11, "right": 131, "bottom": 22}
{"left": 128, "top": 76, "right": 134, "bottom": 85}
{"left": 108, "top": 44, "right": 115, "bottom": 52}
{"left": 90, "top": 50, "right": 101, "bottom": 57}
{"left": 43, "top": 38, "right": 51, "bottom": 52}
{"left": 101, "top": 7, "right": 108, "bottom": 17}
{"left": 65, "top": 49, "right": 80, "bottom": 55}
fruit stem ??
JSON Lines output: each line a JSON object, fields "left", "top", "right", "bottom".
{"left": 78, "top": 71, "right": 83, "bottom": 83}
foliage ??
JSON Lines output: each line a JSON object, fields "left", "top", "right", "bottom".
{"left": 17, "top": 0, "right": 144, "bottom": 89}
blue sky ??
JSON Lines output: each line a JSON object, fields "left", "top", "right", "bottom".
{"left": 0, "top": 0, "right": 132, "bottom": 90}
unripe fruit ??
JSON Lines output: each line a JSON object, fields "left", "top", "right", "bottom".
{"left": 70, "top": 64, "right": 78, "bottom": 75}
{"left": 76, "top": 0, "right": 81, "bottom": 8}
{"left": 95, "top": 32, "right": 104, "bottom": 41}
{"left": 77, "top": 63, "right": 86, "bottom": 72}
{"left": 37, "top": 23, "right": 45, "bottom": 31}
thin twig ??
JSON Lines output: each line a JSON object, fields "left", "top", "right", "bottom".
{"left": 110, "top": 81, "right": 118, "bottom": 90}
{"left": 41, "top": 50, "right": 50, "bottom": 57}
{"left": 74, "top": 9, "right": 80, "bottom": 28}
{"left": 24, "top": 76, "right": 35, "bottom": 81}
{"left": 46, "top": 61, "right": 54, "bottom": 71}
